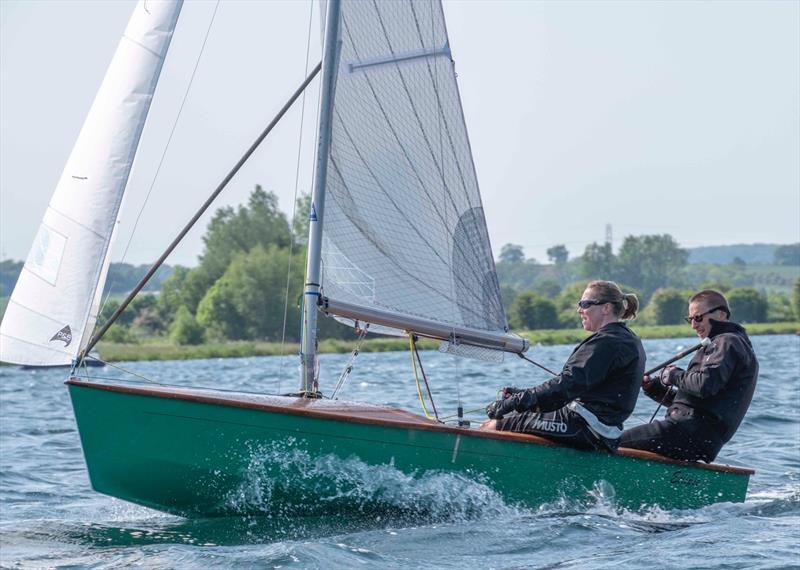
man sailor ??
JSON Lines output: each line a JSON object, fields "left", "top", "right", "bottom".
{"left": 619, "top": 290, "right": 758, "bottom": 462}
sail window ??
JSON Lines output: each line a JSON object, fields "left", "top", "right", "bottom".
{"left": 26, "top": 224, "right": 67, "bottom": 286}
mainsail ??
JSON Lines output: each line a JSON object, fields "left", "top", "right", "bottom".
{"left": 0, "top": 0, "right": 183, "bottom": 366}
{"left": 319, "top": 0, "right": 525, "bottom": 354}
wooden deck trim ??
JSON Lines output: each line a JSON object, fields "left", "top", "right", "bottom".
{"left": 66, "top": 378, "right": 755, "bottom": 476}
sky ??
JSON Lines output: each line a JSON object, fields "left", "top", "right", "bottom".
{"left": 1, "top": 0, "right": 798, "bottom": 268}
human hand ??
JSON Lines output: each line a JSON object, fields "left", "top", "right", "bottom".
{"left": 500, "top": 386, "right": 524, "bottom": 398}
{"left": 486, "top": 396, "right": 517, "bottom": 420}
{"left": 660, "top": 365, "right": 680, "bottom": 386}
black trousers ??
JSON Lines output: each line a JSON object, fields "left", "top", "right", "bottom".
{"left": 495, "top": 406, "right": 617, "bottom": 452}
{"left": 619, "top": 406, "right": 725, "bottom": 463}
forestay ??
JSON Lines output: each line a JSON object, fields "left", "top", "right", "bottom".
{"left": 320, "top": 0, "right": 525, "bottom": 355}
{"left": 0, "top": 0, "right": 183, "bottom": 366}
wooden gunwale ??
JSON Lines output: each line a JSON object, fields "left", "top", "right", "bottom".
{"left": 66, "top": 378, "right": 754, "bottom": 476}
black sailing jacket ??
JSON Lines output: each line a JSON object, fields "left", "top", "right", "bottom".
{"left": 646, "top": 320, "right": 759, "bottom": 443}
{"left": 529, "top": 322, "right": 645, "bottom": 428}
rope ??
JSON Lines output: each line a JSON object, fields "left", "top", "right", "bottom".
{"left": 410, "top": 334, "right": 432, "bottom": 419}
{"left": 517, "top": 352, "right": 559, "bottom": 376}
{"left": 81, "top": 359, "right": 161, "bottom": 385}
{"left": 330, "top": 324, "right": 368, "bottom": 399}
{"left": 439, "top": 406, "right": 484, "bottom": 421}
{"left": 278, "top": 0, "right": 317, "bottom": 393}
{"left": 409, "top": 333, "right": 439, "bottom": 421}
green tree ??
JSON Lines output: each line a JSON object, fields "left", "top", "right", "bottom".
{"left": 727, "top": 288, "right": 768, "bottom": 323}
{"left": 532, "top": 278, "right": 561, "bottom": 298}
{"left": 196, "top": 246, "right": 304, "bottom": 341}
{"left": 499, "top": 284, "right": 517, "bottom": 313}
{"left": 649, "top": 288, "right": 688, "bottom": 325}
{"left": 792, "top": 278, "right": 800, "bottom": 320}
{"left": 499, "top": 243, "right": 525, "bottom": 264}
{"left": 169, "top": 305, "right": 205, "bottom": 345}
{"left": 104, "top": 323, "right": 138, "bottom": 344}
{"left": 616, "top": 234, "right": 688, "bottom": 298}
{"left": 292, "top": 193, "right": 311, "bottom": 248}
{"left": 509, "top": 292, "right": 558, "bottom": 330}
{"left": 195, "top": 275, "right": 246, "bottom": 340}
{"left": 579, "top": 242, "right": 615, "bottom": 280}
{"left": 546, "top": 244, "right": 569, "bottom": 265}
{"left": 774, "top": 243, "right": 800, "bottom": 266}
{"left": 554, "top": 281, "right": 589, "bottom": 327}
{"left": 184, "top": 186, "right": 293, "bottom": 313}
{"left": 698, "top": 281, "right": 731, "bottom": 293}
{"left": 766, "top": 291, "right": 796, "bottom": 322}
{"left": 156, "top": 266, "right": 191, "bottom": 323}
{"left": 98, "top": 298, "right": 134, "bottom": 327}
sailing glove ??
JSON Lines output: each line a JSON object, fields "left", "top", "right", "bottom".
{"left": 660, "top": 365, "right": 681, "bottom": 387}
{"left": 486, "top": 390, "right": 538, "bottom": 420}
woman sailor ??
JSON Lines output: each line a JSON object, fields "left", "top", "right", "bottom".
{"left": 481, "top": 280, "right": 645, "bottom": 452}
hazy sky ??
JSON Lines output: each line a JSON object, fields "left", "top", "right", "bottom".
{"left": 1, "top": 0, "right": 798, "bottom": 268}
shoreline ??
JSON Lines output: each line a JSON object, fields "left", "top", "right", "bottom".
{"left": 94, "top": 322, "right": 800, "bottom": 363}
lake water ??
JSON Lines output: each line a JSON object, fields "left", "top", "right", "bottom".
{"left": 1, "top": 334, "right": 798, "bottom": 569}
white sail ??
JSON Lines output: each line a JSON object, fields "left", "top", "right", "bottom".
{"left": 319, "top": 0, "right": 525, "bottom": 354}
{"left": 0, "top": 0, "right": 183, "bottom": 366}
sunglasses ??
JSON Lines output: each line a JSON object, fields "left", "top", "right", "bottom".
{"left": 684, "top": 306, "right": 727, "bottom": 324}
{"left": 577, "top": 299, "right": 606, "bottom": 309}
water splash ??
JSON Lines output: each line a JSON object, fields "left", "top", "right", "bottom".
{"left": 216, "top": 438, "right": 515, "bottom": 522}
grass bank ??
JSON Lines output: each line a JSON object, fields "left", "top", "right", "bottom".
{"left": 95, "top": 321, "right": 799, "bottom": 362}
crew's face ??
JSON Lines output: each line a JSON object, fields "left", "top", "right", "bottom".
{"left": 686, "top": 301, "right": 727, "bottom": 338}
{"left": 578, "top": 287, "right": 610, "bottom": 332}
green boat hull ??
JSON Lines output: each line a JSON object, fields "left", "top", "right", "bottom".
{"left": 66, "top": 379, "right": 752, "bottom": 517}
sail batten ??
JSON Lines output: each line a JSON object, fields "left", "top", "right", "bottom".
{"left": 319, "top": 0, "right": 512, "bottom": 351}
{"left": 0, "top": 0, "right": 183, "bottom": 366}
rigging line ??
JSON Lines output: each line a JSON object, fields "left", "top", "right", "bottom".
{"left": 330, "top": 323, "right": 368, "bottom": 399}
{"left": 422, "top": 0, "right": 464, "bottom": 413}
{"left": 92, "top": 359, "right": 161, "bottom": 385}
{"left": 413, "top": 334, "right": 439, "bottom": 421}
{"left": 440, "top": 407, "right": 484, "bottom": 420}
{"left": 98, "top": 0, "right": 221, "bottom": 321}
{"left": 410, "top": 0, "right": 483, "bottom": 218}
{"left": 78, "top": 61, "right": 323, "bottom": 360}
{"left": 279, "top": 0, "right": 316, "bottom": 391}
{"left": 518, "top": 352, "right": 559, "bottom": 377}
{"left": 338, "top": 16, "right": 495, "bottom": 298}
{"left": 299, "top": 0, "right": 328, "bottom": 396}
{"left": 409, "top": 333, "right": 435, "bottom": 421}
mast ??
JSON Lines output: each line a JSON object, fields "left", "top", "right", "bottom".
{"left": 301, "top": 0, "right": 341, "bottom": 394}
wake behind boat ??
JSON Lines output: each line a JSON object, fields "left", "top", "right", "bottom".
{"left": 1, "top": 0, "right": 753, "bottom": 516}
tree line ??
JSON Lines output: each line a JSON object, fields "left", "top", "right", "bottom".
{"left": 498, "top": 239, "right": 800, "bottom": 330}
{"left": 97, "top": 186, "right": 351, "bottom": 345}
{"left": 2, "top": 187, "right": 797, "bottom": 343}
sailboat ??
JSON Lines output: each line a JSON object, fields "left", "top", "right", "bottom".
{"left": 0, "top": 0, "right": 752, "bottom": 516}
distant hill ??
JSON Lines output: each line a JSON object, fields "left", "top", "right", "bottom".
{"left": 686, "top": 243, "right": 796, "bottom": 265}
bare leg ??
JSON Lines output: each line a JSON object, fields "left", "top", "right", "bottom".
{"left": 479, "top": 419, "right": 497, "bottom": 431}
